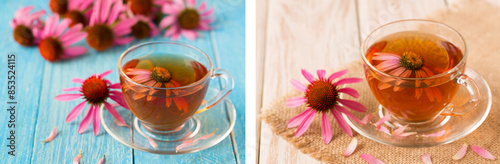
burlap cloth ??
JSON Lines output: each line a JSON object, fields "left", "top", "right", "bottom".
{"left": 260, "top": 0, "right": 500, "bottom": 163}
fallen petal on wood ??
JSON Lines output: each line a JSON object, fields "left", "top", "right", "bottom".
{"left": 453, "top": 142, "right": 468, "bottom": 160}
{"left": 98, "top": 155, "right": 105, "bottom": 164}
{"left": 342, "top": 138, "right": 357, "bottom": 157}
{"left": 360, "top": 154, "right": 385, "bottom": 164}
{"left": 422, "top": 153, "right": 432, "bottom": 164}
{"left": 471, "top": 145, "right": 496, "bottom": 160}
{"left": 73, "top": 149, "right": 82, "bottom": 164}
{"left": 42, "top": 127, "right": 58, "bottom": 143}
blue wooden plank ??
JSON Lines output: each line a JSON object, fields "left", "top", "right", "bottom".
{"left": 210, "top": 0, "right": 246, "bottom": 163}
{"left": 0, "top": 1, "right": 50, "bottom": 163}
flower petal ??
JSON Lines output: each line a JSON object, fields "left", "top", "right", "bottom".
{"left": 422, "top": 130, "right": 446, "bottom": 137}
{"left": 176, "top": 129, "right": 217, "bottom": 152}
{"left": 335, "top": 77, "right": 363, "bottom": 86}
{"left": 332, "top": 110, "right": 352, "bottom": 136}
{"left": 113, "top": 37, "right": 134, "bottom": 45}
{"left": 72, "top": 78, "right": 85, "bottom": 83}
{"left": 55, "top": 94, "right": 82, "bottom": 101}
{"left": 287, "top": 108, "right": 312, "bottom": 128}
{"left": 66, "top": 101, "right": 87, "bottom": 123}
{"left": 93, "top": 105, "right": 101, "bottom": 136}
{"left": 317, "top": 70, "right": 326, "bottom": 80}
{"left": 290, "top": 79, "right": 307, "bottom": 92}
{"left": 159, "top": 16, "right": 176, "bottom": 28}
{"left": 338, "top": 99, "right": 367, "bottom": 112}
{"left": 98, "top": 70, "right": 112, "bottom": 78}
{"left": 295, "top": 110, "right": 316, "bottom": 137}
{"left": 360, "top": 113, "right": 375, "bottom": 125}
{"left": 360, "top": 154, "right": 385, "bottom": 164}
{"left": 109, "top": 83, "right": 121, "bottom": 89}
{"left": 42, "top": 127, "right": 57, "bottom": 143}
{"left": 73, "top": 150, "right": 82, "bottom": 164}
{"left": 342, "top": 138, "right": 358, "bottom": 156}
{"left": 146, "top": 135, "right": 158, "bottom": 148}
{"left": 321, "top": 112, "right": 332, "bottom": 144}
{"left": 63, "top": 46, "right": 87, "bottom": 58}
{"left": 392, "top": 125, "right": 408, "bottom": 136}
{"left": 98, "top": 155, "right": 105, "bottom": 164}
{"left": 327, "top": 69, "right": 348, "bottom": 82}
{"left": 422, "top": 153, "right": 432, "bottom": 164}
{"left": 471, "top": 146, "right": 496, "bottom": 160}
{"left": 301, "top": 69, "right": 315, "bottom": 83}
{"left": 62, "top": 87, "right": 82, "bottom": 92}
{"left": 181, "top": 29, "right": 197, "bottom": 40}
{"left": 338, "top": 87, "right": 360, "bottom": 98}
{"left": 374, "top": 114, "right": 390, "bottom": 128}
{"left": 78, "top": 105, "right": 95, "bottom": 134}
{"left": 377, "top": 126, "right": 391, "bottom": 135}
{"left": 453, "top": 142, "right": 468, "bottom": 160}
{"left": 285, "top": 97, "right": 307, "bottom": 107}
{"left": 114, "top": 118, "right": 130, "bottom": 127}
{"left": 373, "top": 52, "right": 401, "bottom": 60}
{"left": 335, "top": 105, "right": 361, "bottom": 124}
{"left": 104, "top": 102, "right": 127, "bottom": 126}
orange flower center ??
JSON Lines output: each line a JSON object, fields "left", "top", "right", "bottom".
{"left": 87, "top": 24, "right": 114, "bottom": 51}
{"left": 39, "top": 38, "right": 63, "bottom": 62}
{"left": 131, "top": 21, "right": 150, "bottom": 39}
{"left": 305, "top": 80, "right": 339, "bottom": 112}
{"left": 130, "top": 0, "right": 153, "bottom": 15}
{"left": 65, "top": 10, "right": 86, "bottom": 27}
{"left": 13, "top": 25, "right": 34, "bottom": 46}
{"left": 150, "top": 67, "right": 171, "bottom": 83}
{"left": 400, "top": 52, "right": 423, "bottom": 70}
{"left": 178, "top": 9, "right": 200, "bottom": 30}
{"left": 81, "top": 76, "right": 110, "bottom": 104}
{"left": 50, "top": 0, "right": 68, "bottom": 15}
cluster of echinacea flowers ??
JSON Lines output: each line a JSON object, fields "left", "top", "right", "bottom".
{"left": 286, "top": 69, "right": 366, "bottom": 144}
{"left": 11, "top": 0, "right": 215, "bottom": 61}
{"left": 55, "top": 70, "right": 129, "bottom": 136}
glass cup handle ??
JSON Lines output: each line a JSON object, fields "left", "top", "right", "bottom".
{"left": 441, "top": 74, "right": 481, "bottom": 116}
{"left": 195, "top": 68, "right": 234, "bottom": 114}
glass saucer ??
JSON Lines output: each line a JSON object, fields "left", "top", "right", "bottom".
{"left": 100, "top": 87, "right": 236, "bottom": 154}
{"left": 344, "top": 68, "right": 492, "bottom": 147}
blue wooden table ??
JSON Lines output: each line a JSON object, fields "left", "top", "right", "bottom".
{"left": 0, "top": 0, "right": 245, "bottom": 163}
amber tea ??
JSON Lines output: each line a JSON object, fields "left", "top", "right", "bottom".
{"left": 365, "top": 31, "right": 464, "bottom": 122}
{"left": 121, "top": 53, "right": 209, "bottom": 131}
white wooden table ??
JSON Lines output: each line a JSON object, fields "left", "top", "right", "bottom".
{"left": 256, "top": 0, "right": 500, "bottom": 163}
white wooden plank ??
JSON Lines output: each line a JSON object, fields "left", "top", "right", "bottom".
{"left": 256, "top": 0, "right": 269, "bottom": 163}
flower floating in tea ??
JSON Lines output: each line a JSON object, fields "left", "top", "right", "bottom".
{"left": 38, "top": 14, "right": 88, "bottom": 62}
{"left": 55, "top": 70, "right": 130, "bottom": 136}
{"left": 125, "top": 67, "right": 188, "bottom": 112}
{"left": 159, "top": 0, "right": 214, "bottom": 40}
{"left": 10, "top": 6, "right": 46, "bottom": 46}
{"left": 61, "top": 0, "right": 94, "bottom": 27}
{"left": 86, "top": 0, "right": 138, "bottom": 51}
{"left": 286, "top": 69, "right": 366, "bottom": 144}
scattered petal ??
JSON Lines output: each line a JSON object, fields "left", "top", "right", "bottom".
{"left": 360, "top": 154, "right": 385, "bottom": 164}
{"left": 146, "top": 135, "right": 158, "bottom": 148}
{"left": 374, "top": 114, "right": 390, "bottom": 128}
{"left": 73, "top": 149, "right": 82, "bottom": 164}
{"left": 393, "top": 132, "right": 416, "bottom": 137}
{"left": 342, "top": 138, "right": 358, "bottom": 156}
{"left": 176, "top": 129, "right": 217, "bottom": 152}
{"left": 377, "top": 126, "right": 391, "bottom": 135}
{"left": 114, "top": 118, "right": 130, "bottom": 128}
{"left": 98, "top": 155, "right": 105, "bottom": 164}
{"left": 471, "top": 146, "right": 496, "bottom": 160}
{"left": 392, "top": 125, "right": 408, "bottom": 136}
{"left": 422, "top": 153, "right": 432, "bottom": 164}
{"left": 42, "top": 127, "right": 57, "bottom": 143}
{"left": 422, "top": 130, "right": 446, "bottom": 137}
{"left": 360, "top": 113, "right": 375, "bottom": 125}
{"left": 453, "top": 142, "right": 468, "bottom": 160}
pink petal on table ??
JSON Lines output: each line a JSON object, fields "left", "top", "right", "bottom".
{"left": 321, "top": 112, "right": 332, "bottom": 144}
{"left": 287, "top": 108, "right": 312, "bottom": 128}
{"left": 176, "top": 129, "right": 217, "bottom": 152}
{"left": 55, "top": 94, "right": 82, "bottom": 101}
{"left": 422, "top": 153, "right": 432, "bottom": 164}
{"left": 422, "top": 130, "right": 446, "bottom": 137}
{"left": 392, "top": 125, "right": 408, "bottom": 135}
{"left": 328, "top": 69, "right": 348, "bottom": 82}
{"left": 338, "top": 87, "right": 360, "bottom": 98}
{"left": 342, "top": 138, "right": 358, "bottom": 156}
{"left": 360, "top": 154, "right": 385, "bottom": 164}
{"left": 42, "top": 127, "right": 57, "bottom": 143}
{"left": 295, "top": 110, "right": 316, "bottom": 137}
{"left": 285, "top": 97, "right": 307, "bottom": 107}
{"left": 317, "top": 70, "right": 326, "bottom": 80}
{"left": 335, "top": 77, "right": 363, "bottom": 86}
{"left": 453, "top": 142, "right": 468, "bottom": 160}
{"left": 73, "top": 149, "right": 82, "bottom": 164}
{"left": 360, "top": 113, "right": 375, "bottom": 125}
{"left": 377, "top": 126, "right": 391, "bottom": 135}
{"left": 471, "top": 146, "right": 496, "bottom": 160}
{"left": 301, "top": 69, "right": 315, "bottom": 83}
{"left": 146, "top": 135, "right": 158, "bottom": 148}
{"left": 374, "top": 114, "right": 390, "bottom": 128}
{"left": 98, "top": 155, "right": 105, "bottom": 164}
{"left": 290, "top": 79, "right": 307, "bottom": 92}
{"left": 338, "top": 99, "right": 367, "bottom": 112}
